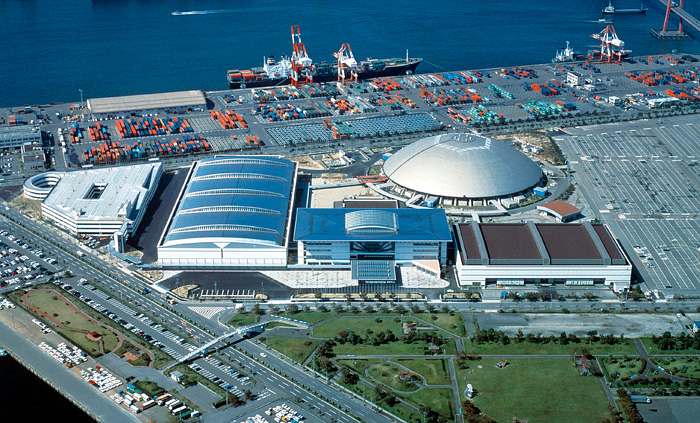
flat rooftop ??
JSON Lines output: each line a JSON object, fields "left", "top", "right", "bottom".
{"left": 455, "top": 222, "right": 628, "bottom": 266}
{"left": 87, "top": 90, "right": 205, "bottom": 114}
{"left": 42, "top": 163, "right": 162, "bottom": 223}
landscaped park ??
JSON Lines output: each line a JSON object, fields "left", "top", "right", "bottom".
{"left": 227, "top": 303, "right": 700, "bottom": 423}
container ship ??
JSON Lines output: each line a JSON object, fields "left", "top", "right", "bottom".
{"left": 602, "top": 1, "right": 648, "bottom": 14}
{"left": 227, "top": 26, "right": 422, "bottom": 89}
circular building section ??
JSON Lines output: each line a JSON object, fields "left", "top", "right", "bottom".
{"left": 23, "top": 172, "right": 64, "bottom": 200}
{"left": 382, "top": 133, "right": 543, "bottom": 205}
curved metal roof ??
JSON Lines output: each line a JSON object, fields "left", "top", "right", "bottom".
{"left": 160, "top": 156, "right": 295, "bottom": 249}
{"left": 382, "top": 133, "right": 542, "bottom": 199}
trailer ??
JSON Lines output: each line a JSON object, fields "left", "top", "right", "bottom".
{"left": 156, "top": 393, "right": 172, "bottom": 405}
{"left": 167, "top": 400, "right": 183, "bottom": 411}
{"left": 171, "top": 405, "right": 188, "bottom": 415}
{"left": 140, "top": 399, "right": 156, "bottom": 410}
{"left": 129, "top": 404, "right": 141, "bottom": 414}
{"left": 164, "top": 398, "right": 179, "bottom": 409}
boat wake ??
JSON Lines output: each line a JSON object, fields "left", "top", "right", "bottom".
{"left": 172, "top": 9, "right": 236, "bottom": 16}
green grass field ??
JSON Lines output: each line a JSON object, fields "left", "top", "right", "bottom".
{"left": 367, "top": 362, "right": 420, "bottom": 392}
{"left": 338, "top": 377, "right": 423, "bottom": 423}
{"left": 336, "top": 358, "right": 372, "bottom": 375}
{"left": 456, "top": 358, "right": 610, "bottom": 423}
{"left": 651, "top": 356, "right": 700, "bottom": 379}
{"left": 313, "top": 316, "right": 405, "bottom": 338}
{"left": 395, "top": 358, "right": 451, "bottom": 385}
{"left": 419, "top": 313, "right": 466, "bottom": 336}
{"left": 601, "top": 357, "right": 644, "bottom": 381}
{"left": 333, "top": 339, "right": 456, "bottom": 356}
{"left": 641, "top": 338, "right": 700, "bottom": 355}
{"left": 264, "top": 337, "right": 319, "bottom": 363}
{"left": 463, "top": 339, "right": 639, "bottom": 356}
{"left": 24, "top": 290, "right": 119, "bottom": 356}
{"left": 400, "top": 388, "right": 455, "bottom": 420}
{"left": 226, "top": 312, "right": 259, "bottom": 327}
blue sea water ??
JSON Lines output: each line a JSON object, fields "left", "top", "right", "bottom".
{"left": 1, "top": 0, "right": 700, "bottom": 108}
{"left": 1, "top": 0, "right": 700, "bottom": 420}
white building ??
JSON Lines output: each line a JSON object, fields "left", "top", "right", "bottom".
{"left": 34, "top": 163, "right": 163, "bottom": 238}
{"left": 454, "top": 221, "right": 632, "bottom": 292}
{"left": 87, "top": 90, "right": 206, "bottom": 119}
{"left": 157, "top": 156, "right": 297, "bottom": 268}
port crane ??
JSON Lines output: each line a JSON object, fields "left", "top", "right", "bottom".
{"left": 333, "top": 43, "right": 358, "bottom": 83}
{"left": 590, "top": 25, "right": 628, "bottom": 63}
{"left": 290, "top": 25, "right": 314, "bottom": 86}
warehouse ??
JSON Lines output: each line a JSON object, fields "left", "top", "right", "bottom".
{"left": 0, "top": 126, "right": 41, "bottom": 149}
{"left": 38, "top": 162, "right": 163, "bottom": 238}
{"left": 454, "top": 221, "right": 632, "bottom": 292}
{"left": 294, "top": 208, "right": 451, "bottom": 281}
{"left": 158, "top": 156, "right": 297, "bottom": 268}
{"left": 382, "top": 133, "right": 544, "bottom": 207}
{"left": 87, "top": 90, "right": 206, "bottom": 119}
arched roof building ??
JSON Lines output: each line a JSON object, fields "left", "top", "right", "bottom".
{"left": 158, "top": 156, "right": 297, "bottom": 268}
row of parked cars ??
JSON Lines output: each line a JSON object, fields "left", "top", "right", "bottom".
{"left": 0, "top": 230, "right": 56, "bottom": 288}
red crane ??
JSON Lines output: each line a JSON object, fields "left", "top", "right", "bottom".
{"left": 290, "top": 25, "right": 313, "bottom": 86}
{"left": 590, "top": 25, "right": 629, "bottom": 63}
{"left": 333, "top": 43, "right": 358, "bottom": 84}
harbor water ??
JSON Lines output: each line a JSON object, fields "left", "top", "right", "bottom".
{"left": 0, "top": 355, "right": 95, "bottom": 422}
{"left": 2, "top": 0, "right": 700, "bottom": 107}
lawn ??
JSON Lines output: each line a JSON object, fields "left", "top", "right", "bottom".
{"left": 133, "top": 380, "right": 165, "bottom": 397}
{"left": 641, "top": 338, "right": 700, "bottom": 355}
{"left": 396, "top": 358, "right": 451, "bottom": 385}
{"left": 264, "top": 337, "right": 318, "bottom": 363}
{"left": 22, "top": 290, "right": 119, "bottom": 356}
{"left": 367, "top": 362, "right": 421, "bottom": 392}
{"left": 650, "top": 356, "right": 700, "bottom": 379}
{"left": 338, "top": 377, "right": 423, "bottom": 423}
{"left": 600, "top": 356, "right": 645, "bottom": 382}
{"left": 336, "top": 358, "right": 372, "bottom": 375}
{"left": 313, "top": 316, "right": 405, "bottom": 338}
{"left": 400, "top": 388, "right": 455, "bottom": 420}
{"left": 226, "top": 312, "right": 259, "bottom": 327}
{"left": 463, "top": 339, "right": 639, "bottom": 356}
{"left": 417, "top": 313, "right": 466, "bottom": 336}
{"left": 333, "top": 339, "right": 456, "bottom": 356}
{"left": 456, "top": 358, "right": 610, "bottom": 423}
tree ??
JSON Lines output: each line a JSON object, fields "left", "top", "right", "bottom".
{"left": 251, "top": 303, "right": 265, "bottom": 316}
{"left": 341, "top": 372, "right": 359, "bottom": 385}
{"left": 394, "top": 304, "right": 407, "bottom": 314}
{"left": 314, "top": 291, "right": 323, "bottom": 300}
{"left": 285, "top": 304, "right": 300, "bottom": 315}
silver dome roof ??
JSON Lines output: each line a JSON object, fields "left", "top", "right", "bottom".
{"left": 383, "top": 133, "right": 542, "bottom": 199}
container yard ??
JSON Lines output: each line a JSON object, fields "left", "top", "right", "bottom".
{"left": 3, "top": 51, "right": 700, "bottom": 173}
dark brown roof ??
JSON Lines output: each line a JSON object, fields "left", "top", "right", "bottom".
{"left": 539, "top": 200, "right": 580, "bottom": 217}
{"left": 593, "top": 224, "right": 624, "bottom": 260}
{"left": 457, "top": 223, "right": 481, "bottom": 261}
{"left": 536, "top": 223, "right": 601, "bottom": 260}
{"left": 480, "top": 223, "right": 542, "bottom": 260}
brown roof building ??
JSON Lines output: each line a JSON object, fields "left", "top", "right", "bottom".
{"left": 454, "top": 221, "right": 631, "bottom": 292}
{"left": 537, "top": 201, "right": 581, "bottom": 222}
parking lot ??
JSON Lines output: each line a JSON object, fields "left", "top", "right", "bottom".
{"left": 557, "top": 116, "right": 700, "bottom": 295}
{"left": 0, "top": 229, "right": 59, "bottom": 289}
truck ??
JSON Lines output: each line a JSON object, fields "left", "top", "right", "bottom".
{"left": 164, "top": 398, "right": 179, "bottom": 409}
{"left": 155, "top": 393, "right": 172, "bottom": 405}
{"left": 140, "top": 400, "right": 156, "bottom": 410}
{"left": 171, "top": 405, "right": 187, "bottom": 415}
{"left": 167, "top": 400, "right": 183, "bottom": 411}
{"left": 129, "top": 404, "right": 141, "bottom": 414}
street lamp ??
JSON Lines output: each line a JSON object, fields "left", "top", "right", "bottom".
{"left": 78, "top": 89, "right": 84, "bottom": 110}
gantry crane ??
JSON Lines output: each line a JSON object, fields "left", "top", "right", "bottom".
{"left": 333, "top": 43, "right": 358, "bottom": 83}
{"left": 590, "top": 25, "right": 629, "bottom": 63}
{"left": 290, "top": 25, "right": 314, "bottom": 86}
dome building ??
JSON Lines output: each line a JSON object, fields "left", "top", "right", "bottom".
{"left": 382, "top": 133, "right": 544, "bottom": 207}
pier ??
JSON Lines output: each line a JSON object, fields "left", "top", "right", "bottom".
{"left": 652, "top": 0, "right": 697, "bottom": 39}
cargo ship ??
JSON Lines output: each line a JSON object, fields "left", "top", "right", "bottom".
{"left": 602, "top": 1, "right": 648, "bottom": 14}
{"left": 227, "top": 26, "right": 422, "bottom": 89}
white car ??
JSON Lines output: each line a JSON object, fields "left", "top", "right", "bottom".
{"left": 260, "top": 353, "right": 267, "bottom": 358}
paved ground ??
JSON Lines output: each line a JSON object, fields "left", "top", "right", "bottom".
{"left": 476, "top": 313, "right": 687, "bottom": 337}
{"left": 555, "top": 115, "right": 700, "bottom": 297}
{"left": 637, "top": 397, "right": 700, "bottom": 423}
{"left": 127, "top": 167, "right": 189, "bottom": 263}
{"left": 158, "top": 271, "right": 294, "bottom": 299}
